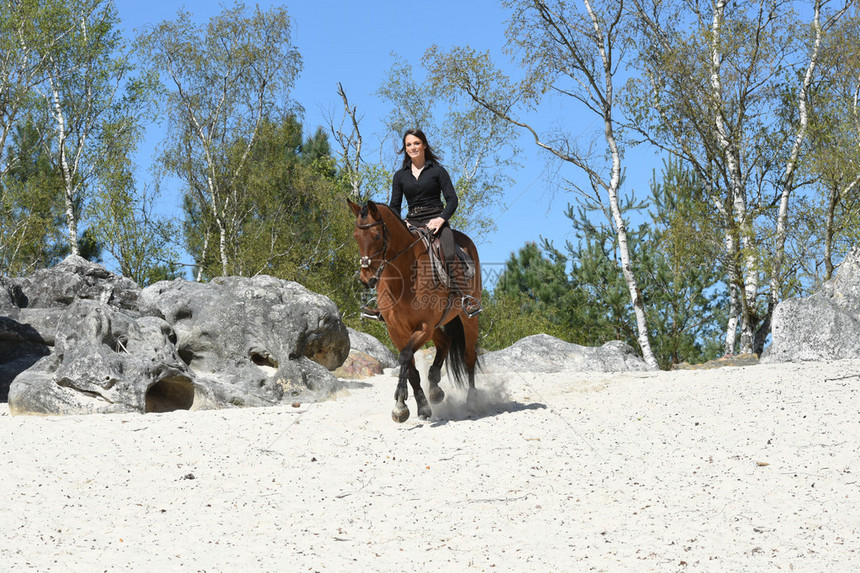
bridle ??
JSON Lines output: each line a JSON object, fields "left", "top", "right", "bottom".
{"left": 355, "top": 217, "right": 428, "bottom": 286}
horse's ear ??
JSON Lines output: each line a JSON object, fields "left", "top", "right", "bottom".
{"left": 367, "top": 200, "right": 379, "bottom": 218}
{"left": 347, "top": 198, "right": 361, "bottom": 216}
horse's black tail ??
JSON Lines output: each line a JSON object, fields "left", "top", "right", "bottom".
{"left": 443, "top": 316, "right": 478, "bottom": 390}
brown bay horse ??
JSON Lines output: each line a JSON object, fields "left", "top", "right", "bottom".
{"left": 348, "top": 199, "right": 481, "bottom": 422}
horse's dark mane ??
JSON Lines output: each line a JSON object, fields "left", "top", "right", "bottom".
{"left": 365, "top": 202, "right": 410, "bottom": 233}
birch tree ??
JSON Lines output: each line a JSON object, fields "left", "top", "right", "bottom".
{"left": 26, "top": 0, "right": 135, "bottom": 257}
{"left": 626, "top": 0, "right": 849, "bottom": 354}
{"left": 0, "top": 121, "right": 65, "bottom": 274}
{"left": 423, "top": 0, "right": 660, "bottom": 369}
{"left": 762, "top": 0, "right": 850, "bottom": 352}
{"left": 804, "top": 9, "right": 860, "bottom": 282}
{"left": 138, "top": 2, "right": 301, "bottom": 278}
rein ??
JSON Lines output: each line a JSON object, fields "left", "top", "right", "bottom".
{"left": 356, "top": 218, "right": 429, "bottom": 284}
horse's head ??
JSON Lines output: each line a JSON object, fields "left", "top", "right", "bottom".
{"left": 348, "top": 199, "right": 387, "bottom": 288}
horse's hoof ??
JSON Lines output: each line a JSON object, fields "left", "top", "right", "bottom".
{"left": 392, "top": 404, "right": 410, "bottom": 423}
{"left": 429, "top": 385, "right": 445, "bottom": 404}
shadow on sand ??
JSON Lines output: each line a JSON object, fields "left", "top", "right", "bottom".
{"left": 421, "top": 399, "right": 547, "bottom": 428}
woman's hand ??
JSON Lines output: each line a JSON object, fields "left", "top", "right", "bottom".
{"left": 426, "top": 217, "right": 446, "bottom": 235}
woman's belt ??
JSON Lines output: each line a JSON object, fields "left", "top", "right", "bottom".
{"left": 407, "top": 205, "right": 443, "bottom": 219}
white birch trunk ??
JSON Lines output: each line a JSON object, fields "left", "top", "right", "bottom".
{"left": 195, "top": 231, "right": 210, "bottom": 283}
{"left": 709, "top": 1, "right": 755, "bottom": 354}
{"left": 454, "top": 0, "right": 659, "bottom": 367}
{"left": 609, "top": 185, "right": 659, "bottom": 369}
{"left": 218, "top": 217, "right": 229, "bottom": 277}
{"left": 203, "top": 171, "right": 229, "bottom": 278}
{"left": 737, "top": 224, "right": 756, "bottom": 354}
{"left": 48, "top": 66, "right": 80, "bottom": 256}
{"left": 725, "top": 285, "right": 740, "bottom": 355}
{"left": 771, "top": 0, "right": 829, "bottom": 309}
{"left": 723, "top": 229, "right": 739, "bottom": 354}
{"left": 584, "top": 0, "right": 659, "bottom": 370}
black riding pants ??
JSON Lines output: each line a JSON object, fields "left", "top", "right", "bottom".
{"left": 406, "top": 216, "right": 458, "bottom": 263}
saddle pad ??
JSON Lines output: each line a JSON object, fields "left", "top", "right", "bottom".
{"left": 407, "top": 224, "right": 475, "bottom": 289}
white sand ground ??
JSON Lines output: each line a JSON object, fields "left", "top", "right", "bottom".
{"left": 1, "top": 356, "right": 858, "bottom": 572}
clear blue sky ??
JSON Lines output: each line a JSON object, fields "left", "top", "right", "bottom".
{"left": 116, "top": 0, "right": 658, "bottom": 281}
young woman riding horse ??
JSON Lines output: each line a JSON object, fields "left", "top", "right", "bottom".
{"left": 348, "top": 129, "right": 481, "bottom": 422}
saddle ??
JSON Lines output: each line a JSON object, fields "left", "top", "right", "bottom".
{"left": 406, "top": 222, "right": 476, "bottom": 290}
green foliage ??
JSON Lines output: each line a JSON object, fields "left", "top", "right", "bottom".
{"left": 54, "top": 227, "right": 103, "bottom": 263}
{"left": 88, "top": 178, "right": 179, "bottom": 286}
{"left": 621, "top": 1, "right": 859, "bottom": 353}
{"left": 0, "top": 122, "right": 66, "bottom": 275}
{"left": 301, "top": 127, "right": 334, "bottom": 168}
{"left": 565, "top": 220, "right": 638, "bottom": 345}
{"left": 478, "top": 290, "right": 568, "bottom": 352}
{"left": 491, "top": 241, "right": 586, "bottom": 343}
{"left": 85, "top": 64, "right": 173, "bottom": 285}
{"left": 496, "top": 242, "right": 569, "bottom": 305}
{"left": 26, "top": 0, "right": 139, "bottom": 256}
{"left": 0, "top": 0, "right": 141, "bottom": 266}
{"left": 0, "top": 0, "right": 44, "bottom": 177}
{"left": 640, "top": 158, "right": 726, "bottom": 366}
{"left": 139, "top": 1, "right": 302, "bottom": 277}
{"left": 376, "top": 57, "right": 434, "bottom": 135}
{"left": 561, "top": 160, "right": 726, "bottom": 368}
{"left": 795, "top": 13, "right": 860, "bottom": 284}
{"left": 487, "top": 241, "right": 592, "bottom": 348}
{"left": 176, "top": 113, "right": 365, "bottom": 323}
{"left": 488, "top": 158, "right": 726, "bottom": 368}
{"left": 180, "top": 116, "right": 352, "bottom": 287}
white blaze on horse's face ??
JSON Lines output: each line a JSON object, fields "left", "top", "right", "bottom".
{"left": 353, "top": 214, "right": 384, "bottom": 288}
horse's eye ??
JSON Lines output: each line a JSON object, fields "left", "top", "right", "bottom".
{"left": 374, "top": 233, "right": 381, "bottom": 240}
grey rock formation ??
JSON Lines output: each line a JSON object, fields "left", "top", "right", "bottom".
{"left": 9, "top": 300, "right": 200, "bottom": 415}
{"left": 2, "top": 256, "right": 349, "bottom": 414}
{"left": 763, "top": 246, "right": 860, "bottom": 363}
{"left": 347, "top": 327, "right": 397, "bottom": 369}
{"left": 482, "top": 333, "right": 650, "bottom": 373}
{"left": 16, "top": 255, "right": 140, "bottom": 311}
{"left": 139, "top": 276, "right": 349, "bottom": 408}
{"left": 0, "top": 316, "right": 49, "bottom": 402}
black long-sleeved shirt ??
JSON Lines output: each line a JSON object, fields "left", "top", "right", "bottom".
{"left": 389, "top": 160, "right": 458, "bottom": 221}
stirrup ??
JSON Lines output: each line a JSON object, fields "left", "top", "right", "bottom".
{"left": 360, "top": 297, "right": 385, "bottom": 322}
{"left": 461, "top": 295, "right": 482, "bottom": 318}
{"left": 361, "top": 306, "right": 385, "bottom": 322}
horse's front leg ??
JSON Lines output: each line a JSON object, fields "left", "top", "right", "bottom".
{"left": 394, "top": 357, "right": 432, "bottom": 422}
{"left": 393, "top": 352, "right": 411, "bottom": 423}
{"left": 392, "top": 329, "right": 433, "bottom": 423}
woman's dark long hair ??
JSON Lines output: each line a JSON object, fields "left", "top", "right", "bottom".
{"left": 399, "top": 128, "right": 442, "bottom": 170}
